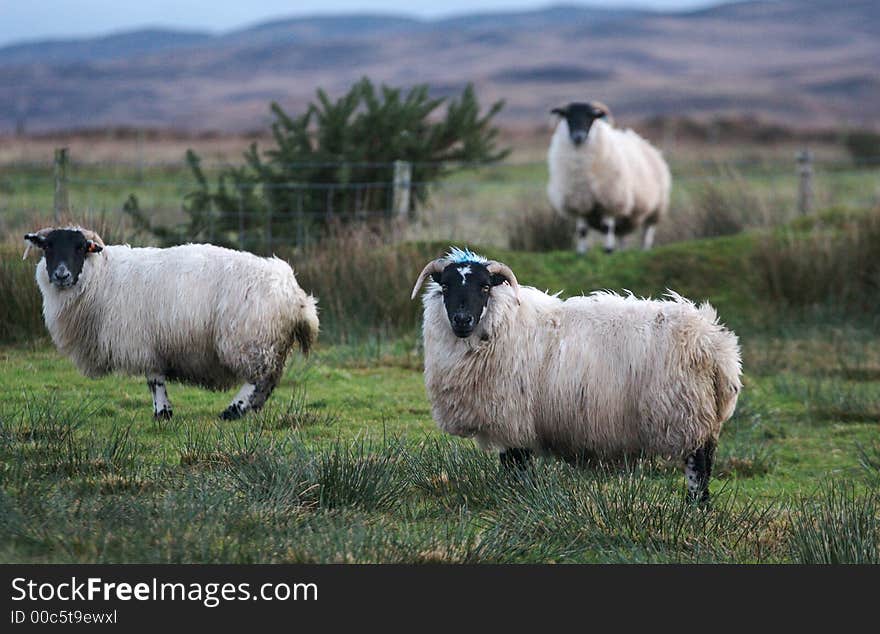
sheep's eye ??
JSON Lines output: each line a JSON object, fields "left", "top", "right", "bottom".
{"left": 441, "top": 285, "right": 449, "bottom": 294}
{"left": 482, "top": 285, "right": 490, "bottom": 294}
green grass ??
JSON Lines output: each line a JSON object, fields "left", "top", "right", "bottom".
{"left": 1, "top": 322, "right": 878, "bottom": 562}
{"left": 2, "top": 218, "right": 879, "bottom": 562}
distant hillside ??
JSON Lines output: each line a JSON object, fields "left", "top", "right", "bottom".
{"left": 1, "top": 1, "right": 878, "bottom": 133}
{"left": 0, "top": 28, "right": 212, "bottom": 65}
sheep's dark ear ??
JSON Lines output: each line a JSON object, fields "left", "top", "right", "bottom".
{"left": 550, "top": 107, "right": 567, "bottom": 117}
{"left": 86, "top": 240, "right": 103, "bottom": 254}
{"left": 490, "top": 274, "right": 507, "bottom": 287}
{"left": 24, "top": 233, "right": 47, "bottom": 248}
{"left": 430, "top": 271, "right": 442, "bottom": 284}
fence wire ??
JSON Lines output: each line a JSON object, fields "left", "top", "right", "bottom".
{"left": 1, "top": 155, "right": 878, "bottom": 252}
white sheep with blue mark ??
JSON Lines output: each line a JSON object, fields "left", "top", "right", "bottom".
{"left": 412, "top": 247, "right": 741, "bottom": 503}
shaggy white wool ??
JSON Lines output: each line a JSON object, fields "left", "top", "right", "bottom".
{"left": 34, "top": 241, "right": 319, "bottom": 391}
{"left": 421, "top": 283, "right": 741, "bottom": 459}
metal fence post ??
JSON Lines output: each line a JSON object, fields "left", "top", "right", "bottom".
{"left": 797, "top": 149, "right": 813, "bottom": 216}
{"left": 53, "top": 147, "right": 69, "bottom": 223}
{"left": 392, "top": 160, "right": 412, "bottom": 219}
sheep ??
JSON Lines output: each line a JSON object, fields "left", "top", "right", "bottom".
{"left": 411, "top": 247, "right": 741, "bottom": 503}
{"left": 23, "top": 226, "right": 319, "bottom": 420}
{"left": 547, "top": 101, "right": 671, "bottom": 254}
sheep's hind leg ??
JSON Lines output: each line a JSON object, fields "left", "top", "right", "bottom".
{"left": 684, "top": 439, "right": 716, "bottom": 505}
{"left": 219, "top": 376, "right": 279, "bottom": 421}
{"left": 575, "top": 218, "right": 590, "bottom": 255}
{"left": 500, "top": 448, "right": 533, "bottom": 471}
{"left": 147, "top": 374, "right": 173, "bottom": 420}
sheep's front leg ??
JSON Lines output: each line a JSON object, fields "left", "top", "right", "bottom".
{"left": 603, "top": 217, "right": 617, "bottom": 253}
{"left": 219, "top": 377, "right": 279, "bottom": 421}
{"left": 642, "top": 224, "right": 656, "bottom": 250}
{"left": 147, "top": 374, "right": 173, "bottom": 420}
{"left": 684, "top": 439, "right": 716, "bottom": 505}
{"left": 575, "top": 217, "right": 590, "bottom": 255}
{"left": 500, "top": 448, "right": 533, "bottom": 471}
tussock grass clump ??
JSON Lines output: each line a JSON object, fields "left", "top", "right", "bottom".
{"left": 0, "top": 244, "right": 44, "bottom": 344}
{"left": 680, "top": 177, "right": 767, "bottom": 239}
{"left": 660, "top": 166, "right": 785, "bottom": 244}
{"left": 507, "top": 205, "right": 574, "bottom": 252}
{"left": 789, "top": 483, "right": 880, "bottom": 564}
{"left": 0, "top": 396, "right": 141, "bottom": 480}
{"left": 858, "top": 443, "right": 880, "bottom": 486}
{"left": 755, "top": 206, "right": 880, "bottom": 314}
{"left": 406, "top": 437, "right": 507, "bottom": 510}
{"left": 290, "top": 224, "right": 438, "bottom": 344}
{"left": 314, "top": 438, "right": 407, "bottom": 511}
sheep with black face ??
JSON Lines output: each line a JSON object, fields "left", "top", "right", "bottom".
{"left": 412, "top": 248, "right": 741, "bottom": 503}
{"left": 547, "top": 101, "right": 671, "bottom": 254}
{"left": 24, "top": 226, "right": 319, "bottom": 421}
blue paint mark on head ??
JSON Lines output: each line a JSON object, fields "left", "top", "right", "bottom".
{"left": 446, "top": 247, "right": 488, "bottom": 265}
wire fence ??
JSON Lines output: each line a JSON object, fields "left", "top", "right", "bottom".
{"left": 1, "top": 150, "right": 879, "bottom": 252}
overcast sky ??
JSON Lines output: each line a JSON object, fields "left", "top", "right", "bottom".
{"left": 0, "top": 0, "right": 722, "bottom": 46}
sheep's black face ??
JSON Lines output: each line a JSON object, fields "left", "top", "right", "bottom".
{"left": 433, "top": 262, "right": 506, "bottom": 338}
{"left": 552, "top": 102, "right": 607, "bottom": 146}
{"left": 25, "top": 229, "right": 102, "bottom": 289}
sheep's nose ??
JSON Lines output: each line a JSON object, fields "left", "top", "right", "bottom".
{"left": 571, "top": 131, "right": 587, "bottom": 145}
{"left": 52, "top": 266, "right": 72, "bottom": 284}
{"left": 452, "top": 313, "right": 474, "bottom": 329}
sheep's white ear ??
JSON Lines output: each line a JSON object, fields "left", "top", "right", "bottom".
{"left": 22, "top": 233, "right": 47, "bottom": 260}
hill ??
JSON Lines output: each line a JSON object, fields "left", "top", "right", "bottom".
{"left": 1, "top": 1, "right": 878, "bottom": 133}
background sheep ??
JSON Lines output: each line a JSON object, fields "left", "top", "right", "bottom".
{"left": 547, "top": 101, "right": 672, "bottom": 254}
{"left": 411, "top": 248, "right": 741, "bottom": 503}
{"left": 24, "top": 226, "right": 318, "bottom": 420}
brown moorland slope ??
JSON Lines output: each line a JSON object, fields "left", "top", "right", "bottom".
{"left": 1, "top": 1, "right": 877, "bottom": 133}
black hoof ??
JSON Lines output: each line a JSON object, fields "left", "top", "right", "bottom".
{"left": 154, "top": 408, "right": 173, "bottom": 421}
{"left": 219, "top": 405, "right": 244, "bottom": 421}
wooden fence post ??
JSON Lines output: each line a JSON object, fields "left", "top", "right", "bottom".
{"left": 53, "top": 147, "right": 69, "bottom": 223}
{"left": 392, "top": 160, "right": 412, "bottom": 219}
{"left": 797, "top": 149, "right": 813, "bottom": 216}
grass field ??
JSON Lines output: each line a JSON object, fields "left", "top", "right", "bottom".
{"left": 2, "top": 225, "right": 879, "bottom": 563}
